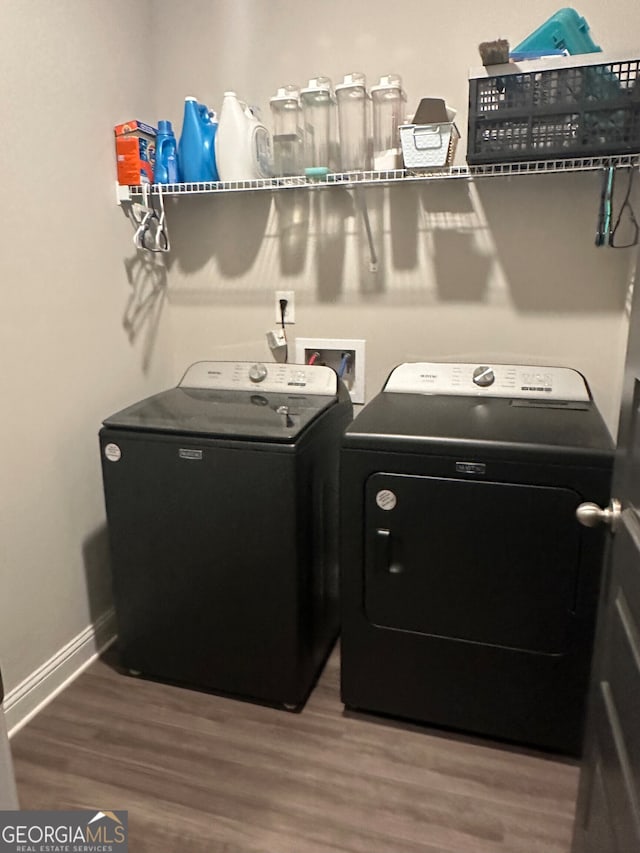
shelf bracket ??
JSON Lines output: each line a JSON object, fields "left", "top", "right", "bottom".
{"left": 115, "top": 181, "right": 132, "bottom": 205}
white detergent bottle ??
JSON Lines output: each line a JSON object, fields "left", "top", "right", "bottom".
{"left": 215, "top": 91, "right": 272, "bottom": 181}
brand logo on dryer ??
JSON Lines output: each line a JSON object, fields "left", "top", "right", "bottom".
{"left": 179, "top": 449, "right": 203, "bottom": 460}
{"left": 456, "top": 461, "right": 486, "bottom": 476}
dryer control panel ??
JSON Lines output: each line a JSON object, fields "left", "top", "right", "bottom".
{"left": 179, "top": 361, "right": 338, "bottom": 395}
{"left": 384, "top": 363, "right": 590, "bottom": 401}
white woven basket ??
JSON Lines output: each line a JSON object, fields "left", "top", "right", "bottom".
{"left": 400, "top": 122, "right": 460, "bottom": 169}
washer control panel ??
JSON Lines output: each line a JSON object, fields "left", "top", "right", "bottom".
{"left": 384, "top": 363, "right": 590, "bottom": 401}
{"left": 179, "top": 361, "right": 338, "bottom": 395}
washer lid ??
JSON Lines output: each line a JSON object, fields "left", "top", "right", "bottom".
{"left": 103, "top": 362, "right": 338, "bottom": 441}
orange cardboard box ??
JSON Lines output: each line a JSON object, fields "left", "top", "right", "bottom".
{"left": 114, "top": 120, "right": 157, "bottom": 185}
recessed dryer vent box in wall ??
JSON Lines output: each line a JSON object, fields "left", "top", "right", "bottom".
{"left": 295, "top": 338, "right": 366, "bottom": 404}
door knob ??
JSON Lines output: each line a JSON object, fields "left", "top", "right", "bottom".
{"left": 576, "top": 498, "right": 622, "bottom": 532}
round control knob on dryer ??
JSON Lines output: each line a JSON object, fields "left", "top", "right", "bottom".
{"left": 248, "top": 363, "right": 268, "bottom": 383}
{"left": 472, "top": 365, "right": 495, "bottom": 387}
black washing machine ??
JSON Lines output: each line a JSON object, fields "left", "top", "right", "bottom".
{"left": 100, "top": 361, "right": 352, "bottom": 710}
{"left": 340, "top": 362, "right": 613, "bottom": 754}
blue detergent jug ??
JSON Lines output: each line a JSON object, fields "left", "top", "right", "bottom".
{"left": 178, "top": 97, "right": 219, "bottom": 182}
{"left": 155, "top": 120, "right": 179, "bottom": 184}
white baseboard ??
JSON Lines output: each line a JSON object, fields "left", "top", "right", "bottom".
{"left": 4, "top": 609, "right": 117, "bottom": 737}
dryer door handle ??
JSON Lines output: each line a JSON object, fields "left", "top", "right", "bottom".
{"left": 375, "top": 528, "right": 404, "bottom": 574}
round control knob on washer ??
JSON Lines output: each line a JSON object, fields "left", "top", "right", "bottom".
{"left": 472, "top": 365, "right": 495, "bottom": 387}
{"left": 248, "top": 363, "right": 268, "bottom": 383}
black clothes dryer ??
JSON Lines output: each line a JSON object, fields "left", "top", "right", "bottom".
{"left": 100, "top": 361, "right": 352, "bottom": 710}
{"left": 340, "top": 362, "right": 613, "bottom": 754}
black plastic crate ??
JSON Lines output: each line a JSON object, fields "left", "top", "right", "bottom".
{"left": 467, "top": 55, "right": 640, "bottom": 164}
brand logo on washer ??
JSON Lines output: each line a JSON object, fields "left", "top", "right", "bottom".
{"left": 104, "top": 443, "right": 121, "bottom": 463}
{"left": 456, "top": 461, "right": 486, "bottom": 475}
{"left": 179, "top": 449, "right": 203, "bottom": 460}
{"left": 376, "top": 489, "right": 397, "bottom": 511}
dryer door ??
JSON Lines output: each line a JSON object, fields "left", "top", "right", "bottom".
{"left": 365, "top": 473, "right": 582, "bottom": 654}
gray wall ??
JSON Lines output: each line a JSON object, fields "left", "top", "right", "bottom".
{"left": 153, "top": 0, "right": 639, "bottom": 432}
{"left": 0, "top": 1, "right": 174, "bottom": 697}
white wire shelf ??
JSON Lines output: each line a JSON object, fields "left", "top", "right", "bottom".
{"left": 120, "top": 154, "right": 640, "bottom": 200}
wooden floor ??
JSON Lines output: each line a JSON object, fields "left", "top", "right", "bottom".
{"left": 11, "top": 645, "right": 579, "bottom": 853}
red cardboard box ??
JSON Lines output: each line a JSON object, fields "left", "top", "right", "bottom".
{"left": 114, "top": 120, "right": 156, "bottom": 185}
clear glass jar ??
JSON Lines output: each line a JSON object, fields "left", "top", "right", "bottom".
{"left": 300, "top": 76, "right": 336, "bottom": 171}
{"left": 269, "top": 85, "right": 303, "bottom": 177}
{"left": 335, "top": 72, "right": 370, "bottom": 172}
{"left": 370, "top": 74, "right": 407, "bottom": 171}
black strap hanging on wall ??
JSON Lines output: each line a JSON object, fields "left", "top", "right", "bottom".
{"left": 609, "top": 166, "right": 639, "bottom": 249}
